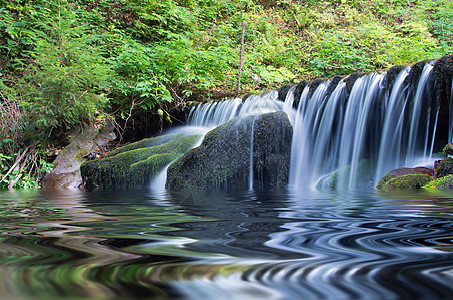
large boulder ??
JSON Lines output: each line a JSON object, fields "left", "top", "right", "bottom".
{"left": 381, "top": 174, "right": 433, "bottom": 191}
{"left": 81, "top": 133, "right": 201, "bottom": 191}
{"left": 166, "top": 111, "right": 293, "bottom": 190}
{"left": 376, "top": 166, "right": 434, "bottom": 190}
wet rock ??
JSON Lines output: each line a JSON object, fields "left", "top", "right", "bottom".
{"left": 81, "top": 133, "right": 200, "bottom": 191}
{"left": 382, "top": 174, "right": 432, "bottom": 191}
{"left": 443, "top": 143, "right": 453, "bottom": 156}
{"left": 376, "top": 166, "right": 434, "bottom": 190}
{"left": 41, "top": 122, "right": 116, "bottom": 190}
{"left": 166, "top": 111, "right": 293, "bottom": 191}
{"left": 389, "top": 167, "right": 434, "bottom": 177}
{"left": 434, "top": 157, "right": 453, "bottom": 178}
{"left": 316, "top": 159, "right": 375, "bottom": 191}
{"left": 423, "top": 174, "right": 453, "bottom": 191}
{"left": 277, "top": 84, "right": 293, "bottom": 101}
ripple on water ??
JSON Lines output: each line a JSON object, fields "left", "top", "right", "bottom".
{"left": 0, "top": 189, "right": 452, "bottom": 299}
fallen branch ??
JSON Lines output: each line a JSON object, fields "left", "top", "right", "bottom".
{"left": 1, "top": 140, "right": 40, "bottom": 187}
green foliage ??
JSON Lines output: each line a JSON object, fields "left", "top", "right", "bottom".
{"left": 15, "top": 0, "right": 110, "bottom": 131}
{"left": 0, "top": 139, "right": 53, "bottom": 189}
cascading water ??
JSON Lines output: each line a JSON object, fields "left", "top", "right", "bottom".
{"left": 186, "top": 60, "right": 447, "bottom": 191}
{"left": 188, "top": 91, "right": 285, "bottom": 129}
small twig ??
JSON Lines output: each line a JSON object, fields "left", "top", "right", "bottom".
{"left": 8, "top": 155, "right": 31, "bottom": 189}
{"left": 1, "top": 140, "right": 39, "bottom": 186}
{"left": 235, "top": 21, "right": 246, "bottom": 98}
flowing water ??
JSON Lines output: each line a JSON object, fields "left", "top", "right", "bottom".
{"left": 189, "top": 61, "right": 440, "bottom": 190}
{"left": 1, "top": 189, "right": 453, "bottom": 300}
{"left": 2, "top": 60, "right": 453, "bottom": 299}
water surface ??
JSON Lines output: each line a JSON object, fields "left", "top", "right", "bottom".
{"left": 1, "top": 189, "right": 453, "bottom": 299}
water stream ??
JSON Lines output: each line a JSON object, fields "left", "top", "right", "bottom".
{"left": 1, "top": 60, "right": 452, "bottom": 299}
{"left": 1, "top": 189, "right": 453, "bottom": 300}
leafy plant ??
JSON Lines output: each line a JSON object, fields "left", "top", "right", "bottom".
{"left": 16, "top": 0, "right": 110, "bottom": 131}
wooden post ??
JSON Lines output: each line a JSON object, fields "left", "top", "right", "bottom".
{"left": 235, "top": 21, "right": 246, "bottom": 98}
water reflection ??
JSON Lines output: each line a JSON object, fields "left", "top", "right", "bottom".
{"left": 0, "top": 189, "right": 452, "bottom": 299}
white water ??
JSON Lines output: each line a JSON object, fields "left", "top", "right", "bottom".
{"left": 188, "top": 91, "right": 284, "bottom": 130}
{"left": 186, "top": 61, "right": 448, "bottom": 191}
{"left": 249, "top": 117, "right": 256, "bottom": 191}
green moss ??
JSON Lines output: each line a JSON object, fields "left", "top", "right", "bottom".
{"left": 81, "top": 133, "right": 201, "bottom": 190}
{"left": 423, "top": 174, "right": 453, "bottom": 191}
{"left": 375, "top": 173, "right": 395, "bottom": 190}
{"left": 105, "top": 134, "right": 179, "bottom": 158}
{"left": 382, "top": 174, "right": 432, "bottom": 191}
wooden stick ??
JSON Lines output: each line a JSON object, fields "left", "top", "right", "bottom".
{"left": 1, "top": 141, "right": 39, "bottom": 186}
{"left": 235, "top": 21, "right": 246, "bottom": 98}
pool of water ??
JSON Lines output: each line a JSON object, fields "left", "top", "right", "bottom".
{"left": 0, "top": 188, "right": 453, "bottom": 299}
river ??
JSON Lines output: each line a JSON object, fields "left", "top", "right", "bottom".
{"left": 1, "top": 188, "right": 452, "bottom": 299}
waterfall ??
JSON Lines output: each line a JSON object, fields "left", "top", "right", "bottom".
{"left": 187, "top": 59, "right": 449, "bottom": 191}
{"left": 188, "top": 91, "right": 284, "bottom": 128}
{"left": 249, "top": 117, "right": 256, "bottom": 191}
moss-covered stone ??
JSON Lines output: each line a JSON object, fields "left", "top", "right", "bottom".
{"left": 81, "top": 133, "right": 200, "bottom": 191}
{"left": 434, "top": 157, "right": 453, "bottom": 178}
{"left": 375, "top": 173, "right": 394, "bottom": 190}
{"left": 423, "top": 174, "right": 453, "bottom": 191}
{"left": 382, "top": 174, "right": 432, "bottom": 191}
{"left": 166, "top": 111, "right": 293, "bottom": 191}
{"left": 105, "top": 134, "right": 179, "bottom": 158}
{"left": 376, "top": 167, "right": 434, "bottom": 190}
{"left": 443, "top": 143, "right": 453, "bottom": 156}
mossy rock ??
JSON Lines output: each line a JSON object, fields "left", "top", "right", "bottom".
{"left": 81, "top": 133, "right": 201, "bottom": 191}
{"left": 423, "top": 174, "right": 453, "bottom": 191}
{"left": 166, "top": 111, "right": 293, "bottom": 191}
{"left": 443, "top": 143, "right": 453, "bottom": 156}
{"left": 376, "top": 167, "right": 434, "bottom": 190}
{"left": 375, "top": 173, "right": 394, "bottom": 190}
{"left": 105, "top": 134, "right": 179, "bottom": 158}
{"left": 434, "top": 157, "right": 453, "bottom": 178}
{"left": 381, "top": 174, "right": 432, "bottom": 191}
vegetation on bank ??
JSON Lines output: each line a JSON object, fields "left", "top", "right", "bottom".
{"left": 1, "top": 0, "right": 452, "bottom": 188}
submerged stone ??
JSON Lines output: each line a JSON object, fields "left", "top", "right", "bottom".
{"left": 81, "top": 133, "right": 201, "bottom": 191}
{"left": 316, "top": 159, "right": 375, "bottom": 191}
{"left": 166, "top": 111, "right": 293, "bottom": 191}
